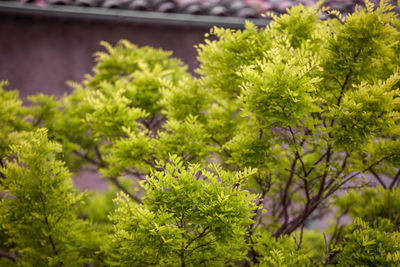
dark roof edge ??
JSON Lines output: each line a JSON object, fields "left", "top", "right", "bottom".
{"left": 0, "top": 2, "right": 270, "bottom": 28}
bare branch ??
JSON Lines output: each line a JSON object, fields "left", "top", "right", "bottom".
{"left": 340, "top": 152, "right": 349, "bottom": 172}
{"left": 293, "top": 222, "right": 305, "bottom": 250}
{"left": 73, "top": 150, "right": 104, "bottom": 167}
{"left": 305, "top": 150, "right": 330, "bottom": 177}
{"left": 210, "top": 137, "right": 233, "bottom": 158}
{"left": 328, "top": 156, "right": 389, "bottom": 197}
{"left": 275, "top": 154, "right": 299, "bottom": 237}
{"left": 125, "top": 169, "right": 146, "bottom": 180}
{"left": 109, "top": 177, "right": 142, "bottom": 203}
{"left": 370, "top": 167, "right": 387, "bottom": 188}
{"left": 273, "top": 155, "right": 385, "bottom": 237}
{"left": 317, "top": 146, "right": 332, "bottom": 200}
{"left": 389, "top": 169, "right": 400, "bottom": 189}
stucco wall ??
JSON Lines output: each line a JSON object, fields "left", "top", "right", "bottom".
{"left": 0, "top": 15, "right": 209, "bottom": 97}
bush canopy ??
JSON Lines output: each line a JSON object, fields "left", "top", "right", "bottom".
{"left": 1, "top": 1, "right": 400, "bottom": 266}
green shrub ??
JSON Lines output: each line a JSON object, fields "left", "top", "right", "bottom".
{"left": 1, "top": 1, "right": 400, "bottom": 265}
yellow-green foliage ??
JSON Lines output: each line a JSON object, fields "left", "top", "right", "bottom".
{"left": 108, "top": 157, "right": 258, "bottom": 266}
{"left": 0, "top": 129, "right": 103, "bottom": 266}
{"left": 1, "top": 1, "right": 400, "bottom": 266}
{"left": 254, "top": 231, "right": 316, "bottom": 266}
{"left": 334, "top": 218, "right": 400, "bottom": 266}
{"left": 0, "top": 81, "right": 30, "bottom": 159}
{"left": 335, "top": 187, "right": 400, "bottom": 230}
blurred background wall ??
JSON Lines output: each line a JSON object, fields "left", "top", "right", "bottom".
{"left": 0, "top": 0, "right": 273, "bottom": 97}
{"left": 0, "top": 15, "right": 209, "bottom": 97}
{"left": 1, "top": 0, "right": 382, "bottom": 97}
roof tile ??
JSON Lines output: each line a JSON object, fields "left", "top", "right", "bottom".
{"left": 1, "top": 0, "right": 399, "bottom": 18}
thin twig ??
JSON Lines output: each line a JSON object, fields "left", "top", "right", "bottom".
{"left": 274, "top": 154, "right": 299, "bottom": 237}
{"left": 184, "top": 239, "right": 216, "bottom": 259}
{"left": 297, "top": 222, "right": 305, "bottom": 249}
{"left": 336, "top": 49, "right": 360, "bottom": 108}
{"left": 125, "top": 169, "right": 146, "bottom": 180}
{"left": 75, "top": 149, "right": 143, "bottom": 202}
{"left": 73, "top": 150, "right": 104, "bottom": 167}
{"left": 109, "top": 177, "right": 142, "bottom": 203}
{"left": 305, "top": 150, "right": 329, "bottom": 177}
{"left": 370, "top": 167, "right": 387, "bottom": 188}
{"left": 327, "top": 156, "right": 389, "bottom": 197}
{"left": 210, "top": 137, "right": 233, "bottom": 158}
{"left": 389, "top": 169, "right": 400, "bottom": 189}
{"left": 317, "top": 146, "right": 332, "bottom": 200}
{"left": 185, "top": 227, "right": 210, "bottom": 250}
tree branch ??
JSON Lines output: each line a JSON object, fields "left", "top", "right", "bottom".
{"left": 312, "top": 145, "right": 332, "bottom": 206}
{"left": 305, "top": 150, "right": 330, "bottom": 177}
{"left": 0, "top": 159, "right": 7, "bottom": 179}
{"left": 210, "top": 137, "right": 233, "bottom": 158}
{"left": 185, "top": 226, "right": 210, "bottom": 250}
{"left": 109, "top": 177, "right": 142, "bottom": 203}
{"left": 74, "top": 148, "right": 144, "bottom": 201}
{"left": 184, "top": 239, "right": 216, "bottom": 259}
{"left": 0, "top": 250, "right": 16, "bottom": 262}
{"left": 73, "top": 150, "right": 105, "bottom": 167}
{"left": 274, "top": 154, "right": 386, "bottom": 237}
{"left": 370, "top": 167, "right": 387, "bottom": 188}
{"left": 275, "top": 154, "right": 299, "bottom": 237}
{"left": 336, "top": 49, "right": 360, "bottom": 107}
{"left": 328, "top": 156, "right": 389, "bottom": 196}
{"left": 389, "top": 169, "right": 400, "bottom": 189}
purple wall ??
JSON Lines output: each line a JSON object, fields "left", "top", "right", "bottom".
{"left": 0, "top": 15, "right": 210, "bottom": 191}
{"left": 0, "top": 15, "right": 208, "bottom": 97}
